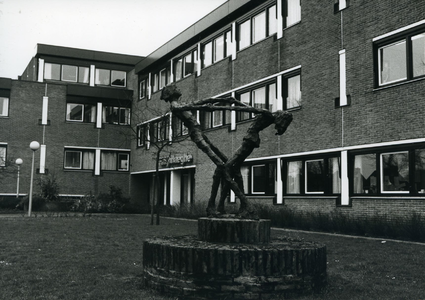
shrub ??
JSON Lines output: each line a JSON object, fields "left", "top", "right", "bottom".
{"left": 16, "top": 195, "right": 46, "bottom": 211}
{"left": 0, "top": 197, "right": 21, "bottom": 210}
{"left": 38, "top": 174, "right": 60, "bottom": 202}
{"left": 71, "top": 186, "right": 130, "bottom": 213}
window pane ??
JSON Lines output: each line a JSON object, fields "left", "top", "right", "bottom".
{"left": 287, "top": 0, "right": 301, "bottom": 27}
{"left": 82, "top": 151, "right": 94, "bottom": 170}
{"left": 153, "top": 73, "right": 159, "bottom": 92}
{"left": 252, "top": 86, "right": 266, "bottom": 111}
{"left": 193, "top": 50, "right": 198, "bottom": 74}
{"left": 237, "top": 92, "right": 250, "bottom": 121}
{"left": 412, "top": 33, "right": 425, "bottom": 77}
{"left": 214, "top": 35, "right": 225, "bottom": 62}
{"left": 381, "top": 152, "right": 409, "bottom": 192}
{"left": 44, "top": 63, "right": 60, "bottom": 80}
{"left": 65, "top": 151, "right": 81, "bottom": 169}
{"left": 0, "top": 97, "right": 9, "bottom": 117}
{"left": 252, "top": 165, "right": 266, "bottom": 193}
{"left": 84, "top": 104, "right": 96, "bottom": 123}
{"left": 78, "top": 67, "right": 89, "bottom": 83}
{"left": 306, "top": 159, "right": 324, "bottom": 193}
{"left": 95, "top": 69, "right": 110, "bottom": 85}
{"left": 286, "top": 161, "right": 302, "bottom": 194}
{"left": 415, "top": 149, "right": 425, "bottom": 193}
{"left": 202, "top": 111, "right": 212, "bottom": 129}
{"left": 253, "top": 11, "right": 266, "bottom": 43}
{"left": 212, "top": 103, "right": 223, "bottom": 127}
{"left": 0, "top": 147, "right": 6, "bottom": 167}
{"left": 379, "top": 41, "right": 407, "bottom": 85}
{"left": 238, "top": 19, "right": 251, "bottom": 50}
{"left": 329, "top": 157, "right": 341, "bottom": 194}
{"left": 353, "top": 154, "right": 377, "bottom": 194}
{"left": 203, "top": 42, "right": 213, "bottom": 67}
{"left": 103, "top": 106, "right": 119, "bottom": 124}
{"left": 111, "top": 70, "right": 126, "bottom": 87}
{"left": 174, "top": 58, "right": 183, "bottom": 81}
{"left": 119, "top": 108, "right": 130, "bottom": 125}
{"left": 286, "top": 74, "right": 301, "bottom": 109}
{"left": 159, "top": 69, "right": 167, "bottom": 89}
{"left": 184, "top": 53, "right": 193, "bottom": 76}
{"left": 268, "top": 5, "right": 277, "bottom": 35}
{"left": 118, "top": 154, "right": 129, "bottom": 171}
{"left": 66, "top": 104, "right": 83, "bottom": 121}
{"left": 139, "top": 80, "right": 146, "bottom": 99}
{"left": 62, "top": 65, "right": 78, "bottom": 82}
{"left": 101, "top": 152, "right": 117, "bottom": 171}
{"left": 268, "top": 83, "right": 278, "bottom": 112}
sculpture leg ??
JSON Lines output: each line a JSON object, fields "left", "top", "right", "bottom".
{"left": 217, "top": 177, "right": 228, "bottom": 215}
{"left": 206, "top": 167, "right": 222, "bottom": 216}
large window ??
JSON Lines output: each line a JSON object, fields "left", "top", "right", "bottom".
{"left": 101, "top": 151, "right": 129, "bottom": 171}
{"left": 64, "top": 149, "right": 95, "bottom": 170}
{"left": 66, "top": 103, "right": 96, "bottom": 123}
{"left": 0, "top": 97, "right": 9, "bottom": 117}
{"left": 152, "top": 67, "right": 170, "bottom": 92}
{"left": 0, "top": 145, "right": 6, "bottom": 167}
{"left": 237, "top": 4, "right": 278, "bottom": 50}
{"left": 376, "top": 28, "right": 425, "bottom": 86}
{"left": 45, "top": 63, "right": 89, "bottom": 83}
{"left": 236, "top": 81, "right": 277, "bottom": 122}
{"left": 351, "top": 145, "right": 425, "bottom": 195}
{"left": 95, "top": 69, "right": 126, "bottom": 87}
{"left": 203, "top": 30, "right": 231, "bottom": 68}
{"left": 172, "top": 115, "right": 189, "bottom": 139}
{"left": 284, "top": 155, "right": 341, "bottom": 195}
{"left": 285, "top": 0, "right": 301, "bottom": 27}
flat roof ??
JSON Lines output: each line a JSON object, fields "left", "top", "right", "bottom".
{"left": 36, "top": 44, "right": 145, "bottom": 66}
{"left": 135, "top": 0, "right": 252, "bottom": 74}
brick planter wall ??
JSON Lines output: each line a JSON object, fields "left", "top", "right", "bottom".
{"left": 143, "top": 219, "right": 327, "bottom": 300}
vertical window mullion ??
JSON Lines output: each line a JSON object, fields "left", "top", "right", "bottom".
{"left": 409, "top": 149, "right": 416, "bottom": 194}
{"left": 406, "top": 36, "right": 413, "bottom": 81}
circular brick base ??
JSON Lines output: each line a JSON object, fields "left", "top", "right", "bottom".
{"left": 143, "top": 235, "right": 327, "bottom": 299}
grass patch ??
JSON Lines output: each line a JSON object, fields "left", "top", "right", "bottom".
{"left": 0, "top": 214, "right": 424, "bottom": 299}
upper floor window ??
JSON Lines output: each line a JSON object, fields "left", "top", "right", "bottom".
{"left": 284, "top": 73, "right": 302, "bottom": 109}
{"left": 236, "top": 81, "right": 278, "bottom": 122}
{"left": 237, "top": 4, "right": 278, "bottom": 51}
{"left": 66, "top": 103, "right": 96, "bottom": 123}
{"left": 45, "top": 63, "right": 89, "bottom": 84}
{"left": 64, "top": 149, "right": 95, "bottom": 170}
{"left": 0, "top": 145, "right": 6, "bottom": 167}
{"left": 103, "top": 106, "right": 131, "bottom": 125}
{"left": 377, "top": 30, "right": 425, "bottom": 86}
{"left": 285, "top": 0, "right": 301, "bottom": 27}
{"left": 139, "top": 79, "right": 147, "bottom": 100}
{"left": 101, "top": 151, "right": 129, "bottom": 171}
{"left": 0, "top": 97, "right": 9, "bottom": 117}
{"left": 172, "top": 115, "right": 189, "bottom": 138}
{"left": 152, "top": 67, "right": 170, "bottom": 92}
{"left": 95, "top": 69, "right": 126, "bottom": 87}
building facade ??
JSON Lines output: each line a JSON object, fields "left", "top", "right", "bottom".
{"left": 0, "top": 44, "right": 143, "bottom": 199}
{"left": 131, "top": 0, "right": 425, "bottom": 219}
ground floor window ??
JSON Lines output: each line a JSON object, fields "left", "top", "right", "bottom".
{"left": 64, "top": 149, "right": 95, "bottom": 170}
{"left": 64, "top": 148, "right": 129, "bottom": 172}
{"left": 284, "top": 154, "right": 341, "bottom": 195}
{"left": 351, "top": 145, "right": 425, "bottom": 195}
{"left": 241, "top": 161, "right": 276, "bottom": 195}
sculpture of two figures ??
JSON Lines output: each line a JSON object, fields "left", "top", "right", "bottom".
{"left": 161, "top": 85, "right": 292, "bottom": 219}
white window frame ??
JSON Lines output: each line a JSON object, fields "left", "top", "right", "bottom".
{"left": 0, "top": 97, "right": 9, "bottom": 117}
{"left": 66, "top": 103, "right": 84, "bottom": 122}
{"left": 61, "top": 65, "right": 78, "bottom": 82}
{"left": 251, "top": 164, "right": 267, "bottom": 195}
{"left": 139, "top": 79, "right": 146, "bottom": 99}
{"left": 64, "top": 150, "right": 82, "bottom": 169}
{"left": 118, "top": 153, "right": 129, "bottom": 171}
{"left": 305, "top": 159, "right": 325, "bottom": 194}
{"left": 380, "top": 151, "right": 410, "bottom": 194}
{"left": 111, "top": 70, "right": 126, "bottom": 87}
{"left": 377, "top": 40, "right": 408, "bottom": 86}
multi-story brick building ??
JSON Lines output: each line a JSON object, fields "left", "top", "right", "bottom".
{"left": 0, "top": 44, "right": 143, "bottom": 199}
{"left": 131, "top": 0, "right": 425, "bottom": 219}
{"left": 2, "top": 0, "right": 425, "bottom": 220}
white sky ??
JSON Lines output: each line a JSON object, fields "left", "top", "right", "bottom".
{"left": 0, "top": 0, "right": 227, "bottom": 79}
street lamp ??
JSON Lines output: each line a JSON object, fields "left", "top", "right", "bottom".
{"left": 28, "top": 141, "right": 40, "bottom": 217}
{"left": 15, "top": 158, "right": 23, "bottom": 198}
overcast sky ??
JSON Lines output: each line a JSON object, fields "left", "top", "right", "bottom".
{"left": 0, "top": 0, "right": 227, "bottom": 79}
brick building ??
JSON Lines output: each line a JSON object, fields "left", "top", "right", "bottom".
{"left": 131, "top": 0, "right": 425, "bottom": 219}
{"left": 0, "top": 44, "right": 143, "bottom": 199}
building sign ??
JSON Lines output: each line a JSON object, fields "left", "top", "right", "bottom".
{"left": 160, "top": 153, "right": 193, "bottom": 167}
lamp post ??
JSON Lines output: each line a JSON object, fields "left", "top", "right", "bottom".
{"left": 15, "top": 158, "right": 23, "bottom": 198}
{"left": 28, "top": 141, "right": 40, "bottom": 217}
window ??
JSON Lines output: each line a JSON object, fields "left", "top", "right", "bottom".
{"left": 111, "top": 70, "right": 126, "bottom": 87}
{"left": 103, "top": 106, "right": 130, "bottom": 125}
{"left": 351, "top": 145, "right": 425, "bottom": 195}
{"left": 62, "top": 65, "right": 78, "bottom": 82}
{"left": 138, "top": 124, "right": 149, "bottom": 147}
{"left": 150, "top": 117, "right": 170, "bottom": 142}
{"left": 284, "top": 73, "right": 301, "bottom": 109}
{"left": 101, "top": 151, "right": 130, "bottom": 171}
{"left": 95, "top": 69, "right": 110, "bottom": 86}
{"left": 214, "top": 35, "right": 225, "bottom": 62}
{"left": 64, "top": 149, "right": 94, "bottom": 170}
{"left": 44, "top": 63, "right": 61, "bottom": 80}
{"left": 139, "top": 79, "right": 146, "bottom": 100}
{"left": 237, "top": 5, "right": 279, "bottom": 51}
{"left": 0, "top": 97, "right": 9, "bottom": 117}
{"left": 236, "top": 81, "right": 277, "bottom": 122}
{"left": 66, "top": 103, "right": 96, "bottom": 123}
{"left": 241, "top": 162, "right": 276, "bottom": 195}
{"left": 284, "top": 155, "right": 341, "bottom": 195}
{"left": 159, "top": 68, "right": 168, "bottom": 89}
{"left": 118, "top": 153, "right": 129, "bottom": 171}
{"left": 285, "top": 0, "right": 301, "bottom": 27}
{"left": 184, "top": 50, "right": 197, "bottom": 77}
{"left": 78, "top": 67, "right": 90, "bottom": 84}
{"left": 202, "top": 32, "right": 231, "bottom": 68}
{"left": 376, "top": 28, "right": 425, "bottom": 86}
{"left": 0, "top": 145, "right": 6, "bottom": 167}
{"left": 174, "top": 58, "right": 183, "bottom": 81}
{"left": 172, "top": 116, "right": 188, "bottom": 138}
{"left": 203, "top": 42, "right": 213, "bottom": 68}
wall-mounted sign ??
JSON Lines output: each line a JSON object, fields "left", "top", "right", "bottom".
{"left": 160, "top": 153, "right": 193, "bottom": 167}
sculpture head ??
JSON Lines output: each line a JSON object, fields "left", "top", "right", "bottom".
{"left": 161, "top": 84, "right": 182, "bottom": 103}
{"left": 273, "top": 111, "right": 293, "bottom": 135}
